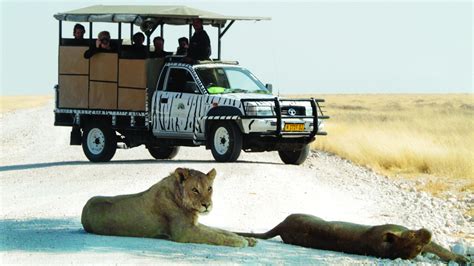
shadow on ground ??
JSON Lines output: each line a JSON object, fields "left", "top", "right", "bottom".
{"left": 0, "top": 159, "right": 280, "bottom": 172}
{"left": 0, "top": 218, "right": 367, "bottom": 263}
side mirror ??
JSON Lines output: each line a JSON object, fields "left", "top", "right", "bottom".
{"left": 265, "top": 83, "right": 273, "bottom": 93}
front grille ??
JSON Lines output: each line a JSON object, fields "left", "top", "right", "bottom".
{"left": 280, "top": 106, "right": 305, "bottom": 116}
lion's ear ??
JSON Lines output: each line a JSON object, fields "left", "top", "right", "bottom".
{"left": 175, "top": 168, "right": 188, "bottom": 183}
{"left": 383, "top": 232, "right": 400, "bottom": 243}
{"left": 207, "top": 168, "right": 216, "bottom": 180}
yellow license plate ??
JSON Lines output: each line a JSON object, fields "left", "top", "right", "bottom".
{"left": 284, "top": 123, "right": 305, "bottom": 132}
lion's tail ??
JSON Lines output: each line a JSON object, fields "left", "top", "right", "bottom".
{"left": 235, "top": 225, "right": 280, "bottom": 240}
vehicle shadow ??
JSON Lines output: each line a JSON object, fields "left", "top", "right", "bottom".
{"left": 0, "top": 159, "right": 281, "bottom": 172}
{"left": 0, "top": 218, "right": 352, "bottom": 263}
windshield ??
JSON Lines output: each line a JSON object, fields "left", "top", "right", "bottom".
{"left": 195, "top": 67, "right": 270, "bottom": 94}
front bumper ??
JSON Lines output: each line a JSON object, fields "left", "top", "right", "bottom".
{"left": 239, "top": 98, "right": 328, "bottom": 138}
{"left": 240, "top": 117, "right": 323, "bottom": 137}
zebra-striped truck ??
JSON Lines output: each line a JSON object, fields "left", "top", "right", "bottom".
{"left": 55, "top": 59, "right": 328, "bottom": 164}
{"left": 53, "top": 5, "right": 328, "bottom": 164}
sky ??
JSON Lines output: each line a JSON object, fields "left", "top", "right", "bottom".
{"left": 0, "top": 0, "right": 472, "bottom": 95}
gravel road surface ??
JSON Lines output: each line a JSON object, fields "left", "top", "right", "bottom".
{"left": 0, "top": 103, "right": 472, "bottom": 264}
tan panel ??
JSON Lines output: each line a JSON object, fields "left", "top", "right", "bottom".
{"left": 146, "top": 58, "right": 165, "bottom": 90}
{"left": 90, "top": 53, "right": 118, "bottom": 82}
{"left": 119, "top": 59, "right": 147, "bottom": 88}
{"left": 58, "top": 75, "right": 89, "bottom": 108}
{"left": 89, "top": 81, "right": 117, "bottom": 109}
{"left": 59, "top": 46, "right": 89, "bottom": 75}
{"left": 118, "top": 88, "right": 146, "bottom": 111}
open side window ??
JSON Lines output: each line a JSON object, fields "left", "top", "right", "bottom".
{"left": 165, "top": 68, "right": 200, "bottom": 94}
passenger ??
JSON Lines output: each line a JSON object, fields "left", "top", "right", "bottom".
{"left": 132, "top": 32, "right": 145, "bottom": 47}
{"left": 83, "top": 31, "right": 116, "bottom": 59}
{"left": 130, "top": 32, "right": 147, "bottom": 59}
{"left": 149, "top": 37, "right": 172, "bottom": 58}
{"left": 176, "top": 37, "right": 189, "bottom": 56}
{"left": 185, "top": 19, "right": 211, "bottom": 62}
{"left": 73, "top": 23, "right": 85, "bottom": 39}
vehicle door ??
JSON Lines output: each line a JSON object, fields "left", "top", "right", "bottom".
{"left": 153, "top": 66, "right": 203, "bottom": 137}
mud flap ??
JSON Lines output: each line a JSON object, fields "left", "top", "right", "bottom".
{"left": 70, "top": 127, "right": 82, "bottom": 145}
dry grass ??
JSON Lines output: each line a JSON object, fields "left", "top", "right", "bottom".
{"left": 289, "top": 94, "right": 474, "bottom": 195}
{"left": 0, "top": 95, "right": 52, "bottom": 113}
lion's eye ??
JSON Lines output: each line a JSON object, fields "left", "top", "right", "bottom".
{"left": 208, "top": 186, "right": 212, "bottom": 192}
{"left": 192, "top": 188, "right": 200, "bottom": 194}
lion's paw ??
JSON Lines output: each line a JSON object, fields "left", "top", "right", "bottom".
{"left": 246, "top": 237, "right": 257, "bottom": 247}
{"left": 453, "top": 254, "right": 470, "bottom": 266}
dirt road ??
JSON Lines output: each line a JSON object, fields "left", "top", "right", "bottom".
{"left": 0, "top": 102, "right": 472, "bottom": 264}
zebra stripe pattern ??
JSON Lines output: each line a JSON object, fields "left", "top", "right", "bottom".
{"left": 192, "top": 116, "right": 240, "bottom": 145}
{"left": 202, "top": 116, "right": 239, "bottom": 120}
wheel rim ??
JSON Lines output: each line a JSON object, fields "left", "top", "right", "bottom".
{"left": 87, "top": 128, "right": 105, "bottom": 155}
{"left": 214, "top": 127, "right": 230, "bottom": 155}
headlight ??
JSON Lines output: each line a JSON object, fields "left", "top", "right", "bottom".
{"left": 305, "top": 107, "right": 313, "bottom": 116}
{"left": 245, "top": 105, "right": 275, "bottom": 116}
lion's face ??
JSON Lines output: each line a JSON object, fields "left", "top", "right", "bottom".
{"left": 175, "top": 168, "right": 216, "bottom": 214}
{"left": 381, "top": 228, "right": 431, "bottom": 259}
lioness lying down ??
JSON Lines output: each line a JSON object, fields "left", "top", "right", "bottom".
{"left": 81, "top": 168, "right": 256, "bottom": 247}
{"left": 237, "top": 214, "right": 469, "bottom": 264}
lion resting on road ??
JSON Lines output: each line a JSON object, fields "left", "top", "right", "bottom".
{"left": 237, "top": 214, "right": 469, "bottom": 264}
{"left": 81, "top": 168, "right": 256, "bottom": 247}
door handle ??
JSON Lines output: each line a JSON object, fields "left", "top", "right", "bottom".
{"left": 161, "top": 98, "right": 168, "bottom": 103}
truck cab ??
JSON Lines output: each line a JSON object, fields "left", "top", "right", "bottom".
{"left": 53, "top": 5, "right": 328, "bottom": 164}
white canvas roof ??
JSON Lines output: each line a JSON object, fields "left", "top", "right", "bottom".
{"left": 54, "top": 5, "right": 270, "bottom": 27}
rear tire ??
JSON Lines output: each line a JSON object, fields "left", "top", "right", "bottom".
{"left": 278, "top": 144, "right": 310, "bottom": 165}
{"left": 82, "top": 122, "right": 117, "bottom": 162}
{"left": 210, "top": 122, "right": 242, "bottom": 162}
{"left": 147, "top": 146, "right": 179, "bottom": 159}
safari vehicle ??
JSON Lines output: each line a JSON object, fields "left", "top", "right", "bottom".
{"left": 53, "top": 5, "right": 328, "bottom": 164}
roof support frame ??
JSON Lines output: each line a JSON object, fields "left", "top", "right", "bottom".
{"left": 58, "top": 20, "right": 62, "bottom": 45}
{"left": 218, "top": 24, "right": 222, "bottom": 60}
{"left": 219, "top": 20, "right": 235, "bottom": 39}
{"left": 217, "top": 20, "right": 235, "bottom": 60}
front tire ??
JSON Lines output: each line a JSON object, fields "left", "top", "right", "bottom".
{"left": 82, "top": 122, "right": 117, "bottom": 162}
{"left": 210, "top": 122, "right": 242, "bottom": 162}
{"left": 278, "top": 144, "right": 310, "bottom": 165}
{"left": 147, "top": 146, "right": 179, "bottom": 159}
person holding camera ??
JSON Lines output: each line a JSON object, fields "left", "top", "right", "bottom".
{"left": 84, "top": 31, "right": 116, "bottom": 59}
